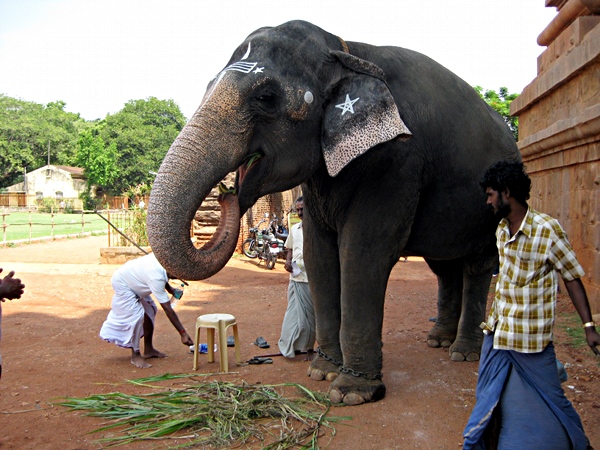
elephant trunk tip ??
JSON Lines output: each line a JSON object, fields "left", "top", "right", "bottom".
{"left": 148, "top": 193, "right": 241, "bottom": 281}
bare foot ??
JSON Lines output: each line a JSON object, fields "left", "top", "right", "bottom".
{"left": 131, "top": 353, "right": 151, "bottom": 369}
{"left": 143, "top": 349, "right": 167, "bottom": 359}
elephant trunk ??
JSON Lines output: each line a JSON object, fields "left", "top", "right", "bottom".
{"left": 147, "top": 76, "right": 249, "bottom": 280}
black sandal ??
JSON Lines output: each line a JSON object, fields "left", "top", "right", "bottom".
{"left": 253, "top": 336, "right": 270, "bottom": 348}
{"left": 247, "top": 357, "right": 273, "bottom": 364}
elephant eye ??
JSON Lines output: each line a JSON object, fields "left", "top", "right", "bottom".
{"left": 252, "top": 92, "right": 279, "bottom": 115}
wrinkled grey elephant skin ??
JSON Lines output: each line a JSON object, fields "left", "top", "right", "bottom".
{"left": 147, "top": 20, "right": 519, "bottom": 405}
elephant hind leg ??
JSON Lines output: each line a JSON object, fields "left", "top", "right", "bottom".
{"left": 448, "top": 252, "right": 495, "bottom": 362}
{"left": 425, "top": 258, "right": 463, "bottom": 349}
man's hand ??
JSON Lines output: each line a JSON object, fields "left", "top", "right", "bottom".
{"left": 585, "top": 328, "right": 600, "bottom": 357}
{"left": 180, "top": 331, "right": 194, "bottom": 346}
{"left": 0, "top": 269, "right": 25, "bottom": 301}
{"left": 284, "top": 249, "right": 293, "bottom": 273}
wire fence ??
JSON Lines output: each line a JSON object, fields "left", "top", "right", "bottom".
{"left": 0, "top": 208, "right": 147, "bottom": 247}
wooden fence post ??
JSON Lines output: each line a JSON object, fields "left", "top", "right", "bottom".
{"left": 28, "top": 210, "right": 32, "bottom": 242}
{"left": 1, "top": 208, "right": 7, "bottom": 243}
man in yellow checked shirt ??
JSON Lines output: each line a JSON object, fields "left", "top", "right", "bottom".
{"left": 464, "top": 161, "right": 599, "bottom": 450}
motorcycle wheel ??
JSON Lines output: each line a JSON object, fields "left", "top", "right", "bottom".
{"left": 266, "top": 252, "right": 276, "bottom": 270}
{"left": 242, "top": 239, "right": 258, "bottom": 259}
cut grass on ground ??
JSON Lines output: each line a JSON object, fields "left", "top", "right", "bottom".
{"left": 57, "top": 374, "right": 350, "bottom": 449}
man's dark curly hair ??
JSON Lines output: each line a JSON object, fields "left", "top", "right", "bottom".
{"left": 480, "top": 160, "right": 531, "bottom": 205}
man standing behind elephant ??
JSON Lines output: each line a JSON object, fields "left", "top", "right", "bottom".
{"left": 463, "top": 161, "right": 599, "bottom": 449}
{"left": 278, "top": 197, "right": 316, "bottom": 359}
{"left": 100, "top": 253, "right": 193, "bottom": 368}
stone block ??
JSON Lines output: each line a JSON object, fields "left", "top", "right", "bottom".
{"left": 100, "top": 246, "right": 150, "bottom": 264}
{"left": 538, "top": 16, "right": 600, "bottom": 73}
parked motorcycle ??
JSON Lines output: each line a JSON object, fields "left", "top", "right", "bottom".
{"left": 269, "top": 214, "right": 288, "bottom": 260}
{"left": 241, "top": 215, "right": 284, "bottom": 270}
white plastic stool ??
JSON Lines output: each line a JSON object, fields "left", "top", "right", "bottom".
{"left": 193, "top": 313, "right": 241, "bottom": 373}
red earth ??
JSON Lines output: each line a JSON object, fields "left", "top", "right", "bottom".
{"left": 0, "top": 235, "right": 598, "bottom": 449}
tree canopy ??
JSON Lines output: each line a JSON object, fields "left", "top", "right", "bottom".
{"left": 0, "top": 95, "right": 89, "bottom": 187}
{"left": 0, "top": 95, "right": 186, "bottom": 195}
{"left": 474, "top": 86, "right": 519, "bottom": 140}
{"left": 96, "top": 97, "right": 186, "bottom": 194}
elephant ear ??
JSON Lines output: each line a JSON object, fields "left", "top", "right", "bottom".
{"left": 322, "top": 51, "right": 412, "bottom": 177}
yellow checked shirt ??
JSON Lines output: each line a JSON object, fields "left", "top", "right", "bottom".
{"left": 485, "top": 208, "right": 585, "bottom": 353}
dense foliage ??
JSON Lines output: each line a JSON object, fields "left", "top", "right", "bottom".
{"left": 0, "top": 95, "right": 186, "bottom": 196}
{"left": 0, "top": 95, "right": 89, "bottom": 187}
{"left": 96, "top": 97, "right": 186, "bottom": 194}
{"left": 474, "top": 86, "right": 519, "bottom": 140}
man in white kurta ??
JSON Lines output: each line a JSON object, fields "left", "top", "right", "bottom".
{"left": 100, "top": 253, "right": 193, "bottom": 368}
{"left": 278, "top": 198, "right": 316, "bottom": 358}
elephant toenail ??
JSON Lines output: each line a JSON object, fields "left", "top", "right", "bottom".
{"left": 326, "top": 372, "right": 339, "bottom": 382}
{"left": 450, "top": 352, "right": 466, "bottom": 362}
{"left": 343, "top": 393, "right": 366, "bottom": 406}
{"left": 427, "top": 339, "right": 441, "bottom": 348}
{"left": 329, "top": 389, "right": 344, "bottom": 404}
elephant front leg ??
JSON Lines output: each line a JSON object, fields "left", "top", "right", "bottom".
{"left": 326, "top": 253, "right": 390, "bottom": 405}
{"left": 303, "top": 219, "right": 343, "bottom": 382}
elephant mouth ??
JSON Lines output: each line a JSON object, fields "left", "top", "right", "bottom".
{"left": 237, "top": 150, "right": 264, "bottom": 185}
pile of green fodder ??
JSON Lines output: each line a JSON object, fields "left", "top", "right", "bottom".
{"left": 56, "top": 373, "right": 349, "bottom": 449}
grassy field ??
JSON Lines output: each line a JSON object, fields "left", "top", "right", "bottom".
{"left": 0, "top": 211, "right": 108, "bottom": 242}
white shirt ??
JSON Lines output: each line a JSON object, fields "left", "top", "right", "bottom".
{"left": 115, "top": 253, "right": 170, "bottom": 303}
{"left": 284, "top": 222, "right": 308, "bottom": 283}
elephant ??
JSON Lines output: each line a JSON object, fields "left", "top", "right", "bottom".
{"left": 147, "top": 20, "right": 519, "bottom": 405}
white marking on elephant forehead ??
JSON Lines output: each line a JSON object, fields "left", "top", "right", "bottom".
{"left": 199, "top": 71, "right": 227, "bottom": 111}
{"left": 226, "top": 61, "right": 258, "bottom": 74}
{"left": 242, "top": 42, "right": 251, "bottom": 60}
{"left": 335, "top": 94, "right": 359, "bottom": 115}
{"left": 304, "top": 91, "right": 314, "bottom": 104}
{"left": 253, "top": 67, "right": 264, "bottom": 74}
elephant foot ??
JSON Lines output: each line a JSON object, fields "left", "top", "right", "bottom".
{"left": 329, "top": 373, "right": 386, "bottom": 405}
{"left": 427, "top": 324, "right": 457, "bottom": 349}
{"left": 307, "top": 354, "right": 340, "bottom": 381}
{"left": 449, "top": 337, "right": 482, "bottom": 362}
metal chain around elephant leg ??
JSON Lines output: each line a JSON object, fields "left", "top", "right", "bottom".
{"left": 340, "top": 366, "right": 383, "bottom": 381}
{"left": 318, "top": 348, "right": 383, "bottom": 380}
{"left": 317, "top": 347, "right": 343, "bottom": 366}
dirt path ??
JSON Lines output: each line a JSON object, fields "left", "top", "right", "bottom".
{"left": 0, "top": 236, "right": 598, "bottom": 449}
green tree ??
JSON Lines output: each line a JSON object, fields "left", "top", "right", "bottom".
{"left": 76, "top": 130, "right": 119, "bottom": 200}
{"left": 474, "top": 86, "right": 519, "bottom": 140}
{"left": 0, "top": 94, "right": 89, "bottom": 188}
{"left": 98, "top": 97, "right": 186, "bottom": 194}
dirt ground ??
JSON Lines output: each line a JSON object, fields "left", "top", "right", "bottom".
{"left": 0, "top": 235, "right": 598, "bottom": 449}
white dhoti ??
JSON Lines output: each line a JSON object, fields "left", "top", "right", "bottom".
{"left": 278, "top": 280, "right": 315, "bottom": 358}
{"left": 99, "top": 272, "right": 158, "bottom": 352}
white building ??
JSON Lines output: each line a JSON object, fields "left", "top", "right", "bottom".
{"left": 7, "top": 165, "right": 87, "bottom": 200}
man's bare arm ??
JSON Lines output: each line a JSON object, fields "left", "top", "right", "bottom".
{"left": 564, "top": 278, "right": 600, "bottom": 356}
{"left": 159, "top": 300, "right": 194, "bottom": 346}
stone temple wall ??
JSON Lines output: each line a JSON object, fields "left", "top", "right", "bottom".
{"left": 511, "top": 10, "right": 600, "bottom": 313}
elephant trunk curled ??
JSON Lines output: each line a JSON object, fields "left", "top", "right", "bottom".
{"left": 147, "top": 76, "right": 249, "bottom": 280}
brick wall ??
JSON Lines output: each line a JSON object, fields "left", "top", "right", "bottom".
{"left": 511, "top": 16, "right": 600, "bottom": 312}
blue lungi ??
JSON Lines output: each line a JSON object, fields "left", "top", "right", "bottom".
{"left": 463, "top": 334, "right": 589, "bottom": 449}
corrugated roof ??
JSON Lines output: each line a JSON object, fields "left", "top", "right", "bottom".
{"left": 54, "top": 166, "right": 85, "bottom": 178}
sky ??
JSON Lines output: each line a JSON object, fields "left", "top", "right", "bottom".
{"left": 0, "top": 0, "right": 558, "bottom": 121}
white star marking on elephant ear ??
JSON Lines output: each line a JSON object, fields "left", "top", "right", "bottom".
{"left": 335, "top": 94, "right": 360, "bottom": 115}
{"left": 253, "top": 67, "right": 264, "bottom": 74}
